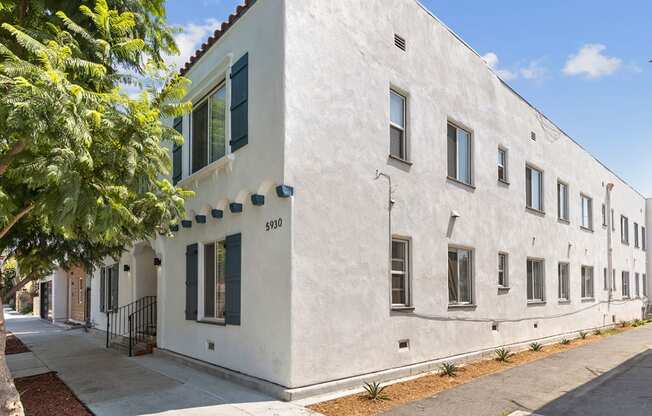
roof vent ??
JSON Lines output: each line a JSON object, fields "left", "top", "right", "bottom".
{"left": 394, "top": 34, "right": 406, "bottom": 51}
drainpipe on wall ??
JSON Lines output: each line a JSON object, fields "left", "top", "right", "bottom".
{"left": 375, "top": 170, "right": 394, "bottom": 308}
{"left": 606, "top": 183, "right": 615, "bottom": 303}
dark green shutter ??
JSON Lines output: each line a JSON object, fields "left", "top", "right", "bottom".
{"left": 99, "top": 268, "right": 105, "bottom": 312}
{"left": 204, "top": 243, "right": 215, "bottom": 318}
{"left": 110, "top": 263, "right": 119, "bottom": 311}
{"left": 173, "top": 117, "right": 183, "bottom": 185}
{"left": 230, "top": 53, "right": 248, "bottom": 152}
{"left": 185, "top": 243, "right": 198, "bottom": 320}
{"left": 225, "top": 233, "right": 241, "bottom": 325}
{"left": 192, "top": 101, "right": 209, "bottom": 173}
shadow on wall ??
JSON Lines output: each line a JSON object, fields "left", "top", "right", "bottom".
{"left": 534, "top": 348, "right": 652, "bottom": 416}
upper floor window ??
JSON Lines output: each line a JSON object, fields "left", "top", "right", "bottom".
{"left": 191, "top": 83, "right": 227, "bottom": 174}
{"left": 621, "top": 215, "right": 629, "bottom": 245}
{"left": 389, "top": 90, "right": 407, "bottom": 160}
{"left": 448, "top": 247, "right": 473, "bottom": 305}
{"left": 391, "top": 238, "right": 411, "bottom": 307}
{"left": 601, "top": 204, "right": 607, "bottom": 227}
{"left": 557, "top": 181, "right": 569, "bottom": 221}
{"left": 643, "top": 227, "right": 647, "bottom": 250}
{"left": 581, "top": 266, "right": 594, "bottom": 299}
{"left": 580, "top": 194, "right": 593, "bottom": 230}
{"left": 527, "top": 258, "right": 545, "bottom": 302}
{"left": 498, "top": 147, "right": 508, "bottom": 183}
{"left": 526, "top": 165, "right": 543, "bottom": 212}
{"left": 447, "top": 123, "right": 472, "bottom": 185}
{"left": 172, "top": 117, "right": 183, "bottom": 185}
{"left": 611, "top": 209, "right": 615, "bottom": 231}
{"left": 634, "top": 223, "right": 640, "bottom": 248}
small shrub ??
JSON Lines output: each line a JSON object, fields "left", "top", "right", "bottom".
{"left": 579, "top": 331, "right": 587, "bottom": 339}
{"left": 560, "top": 338, "right": 571, "bottom": 345}
{"left": 620, "top": 320, "right": 629, "bottom": 328}
{"left": 362, "top": 381, "right": 389, "bottom": 401}
{"left": 632, "top": 319, "right": 643, "bottom": 327}
{"left": 439, "top": 362, "right": 458, "bottom": 377}
{"left": 529, "top": 342, "right": 543, "bottom": 352}
{"left": 593, "top": 328, "right": 602, "bottom": 336}
{"left": 20, "top": 304, "right": 33, "bottom": 314}
{"left": 494, "top": 348, "right": 513, "bottom": 362}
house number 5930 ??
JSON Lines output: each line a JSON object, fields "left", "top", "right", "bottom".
{"left": 265, "top": 218, "right": 282, "bottom": 231}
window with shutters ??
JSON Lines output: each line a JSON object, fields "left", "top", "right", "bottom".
{"left": 558, "top": 263, "right": 570, "bottom": 301}
{"left": 224, "top": 233, "right": 242, "bottom": 325}
{"left": 185, "top": 244, "right": 199, "bottom": 320}
{"left": 447, "top": 123, "right": 473, "bottom": 185}
{"left": 99, "top": 268, "right": 106, "bottom": 312}
{"left": 526, "top": 165, "right": 543, "bottom": 212}
{"left": 622, "top": 271, "right": 630, "bottom": 298}
{"left": 230, "top": 53, "right": 248, "bottom": 152}
{"left": 527, "top": 258, "right": 545, "bottom": 302}
{"left": 203, "top": 241, "right": 226, "bottom": 321}
{"left": 172, "top": 117, "right": 183, "bottom": 184}
{"left": 191, "top": 83, "right": 227, "bottom": 174}
{"left": 581, "top": 266, "right": 594, "bottom": 299}
{"left": 389, "top": 90, "right": 407, "bottom": 161}
{"left": 108, "top": 264, "right": 119, "bottom": 311}
{"left": 448, "top": 247, "right": 473, "bottom": 305}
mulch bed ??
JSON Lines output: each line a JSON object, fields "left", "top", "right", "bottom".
{"left": 5, "top": 332, "right": 30, "bottom": 354}
{"left": 309, "top": 326, "right": 632, "bottom": 416}
{"left": 14, "top": 372, "right": 92, "bottom": 416}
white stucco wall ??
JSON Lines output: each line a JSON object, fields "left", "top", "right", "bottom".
{"left": 283, "top": 0, "right": 647, "bottom": 388}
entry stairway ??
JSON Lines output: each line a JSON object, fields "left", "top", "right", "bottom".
{"left": 105, "top": 296, "right": 157, "bottom": 356}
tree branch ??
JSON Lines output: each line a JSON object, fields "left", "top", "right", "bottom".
{"left": 0, "top": 204, "right": 34, "bottom": 241}
{"left": 0, "top": 141, "right": 27, "bottom": 176}
{"left": 2, "top": 274, "right": 36, "bottom": 304}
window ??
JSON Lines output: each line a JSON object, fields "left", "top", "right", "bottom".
{"left": 581, "top": 266, "right": 594, "bottom": 299}
{"left": 611, "top": 209, "right": 615, "bottom": 231}
{"left": 78, "top": 277, "right": 83, "bottom": 304}
{"left": 390, "top": 90, "right": 407, "bottom": 160}
{"left": 643, "top": 274, "right": 647, "bottom": 297}
{"left": 172, "top": 117, "right": 183, "bottom": 185}
{"left": 391, "top": 238, "right": 410, "bottom": 307}
{"left": 526, "top": 165, "right": 543, "bottom": 211}
{"left": 612, "top": 269, "right": 616, "bottom": 292}
{"left": 602, "top": 204, "right": 607, "bottom": 227}
{"left": 622, "top": 271, "right": 630, "bottom": 298}
{"left": 557, "top": 182, "right": 569, "bottom": 221}
{"left": 643, "top": 227, "right": 647, "bottom": 250}
{"left": 498, "top": 148, "right": 508, "bottom": 182}
{"left": 447, "top": 123, "right": 472, "bottom": 185}
{"left": 580, "top": 195, "right": 593, "bottom": 230}
{"left": 203, "top": 241, "right": 226, "bottom": 320}
{"left": 621, "top": 216, "right": 629, "bottom": 244}
{"left": 558, "top": 263, "right": 570, "bottom": 301}
{"left": 635, "top": 273, "right": 640, "bottom": 297}
{"left": 448, "top": 247, "right": 473, "bottom": 305}
{"left": 634, "top": 223, "right": 639, "bottom": 248}
{"left": 498, "top": 253, "right": 508, "bottom": 287}
{"left": 603, "top": 268, "right": 608, "bottom": 291}
{"left": 527, "top": 259, "right": 545, "bottom": 302}
{"left": 191, "top": 83, "right": 227, "bottom": 173}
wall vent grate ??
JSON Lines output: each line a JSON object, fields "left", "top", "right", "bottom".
{"left": 398, "top": 339, "right": 409, "bottom": 349}
{"left": 394, "top": 34, "right": 406, "bottom": 51}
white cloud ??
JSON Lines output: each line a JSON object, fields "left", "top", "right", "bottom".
{"left": 166, "top": 19, "right": 220, "bottom": 69}
{"left": 563, "top": 44, "right": 622, "bottom": 79}
{"left": 482, "top": 52, "right": 544, "bottom": 81}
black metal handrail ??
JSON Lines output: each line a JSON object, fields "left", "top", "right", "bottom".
{"left": 128, "top": 298, "right": 157, "bottom": 356}
{"left": 106, "top": 296, "right": 156, "bottom": 352}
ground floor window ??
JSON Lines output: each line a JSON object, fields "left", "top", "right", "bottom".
{"left": 558, "top": 263, "right": 570, "bottom": 301}
{"left": 448, "top": 247, "right": 473, "bottom": 305}
{"left": 622, "top": 272, "right": 630, "bottom": 298}
{"left": 635, "top": 273, "right": 640, "bottom": 297}
{"left": 581, "top": 266, "right": 594, "bottom": 299}
{"left": 391, "top": 238, "right": 410, "bottom": 307}
{"left": 204, "top": 241, "right": 226, "bottom": 320}
{"left": 527, "top": 259, "right": 545, "bottom": 302}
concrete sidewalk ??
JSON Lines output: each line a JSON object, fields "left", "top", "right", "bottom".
{"left": 384, "top": 324, "right": 652, "bottom": 416}
{"left": 6, "top": 310, "right": 318, "bottom": 416}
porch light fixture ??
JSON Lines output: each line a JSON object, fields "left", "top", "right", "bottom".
{"left": 195, "top": 215, "right": 207, "bottom": 224}
{"left": 154, "top": 258, "right": 162, "bottom": 266}
{"left": 211, "top": 209, "right": 224, "bottom": 219}
{"left": 276, "top": 185, "right": 294, "bottom": 198}
{"left": 229, "top": 203, "right": 243, "bottom": 213}
{"left": 251, "top": 194, "right": 265, "bottom": 206}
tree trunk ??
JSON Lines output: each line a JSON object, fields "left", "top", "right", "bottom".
{"left": 2, "top": 275, "right": 36, "bottom": 305}
{"left": 0, "top": 204, "right": 34, "bottom": 241}
{"left": 0, "top": 141, "right": 27, "bottom": 176}
{"left": 0, "top": 300, "right": 25, "bottom": 416}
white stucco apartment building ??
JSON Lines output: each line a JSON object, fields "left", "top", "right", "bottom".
{"left": 88, "top": 0, "right": 650, "bottom": 399}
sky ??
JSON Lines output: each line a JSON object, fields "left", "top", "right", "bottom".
{"left": 164, "top": 0, "right": 652, "bottom": 197}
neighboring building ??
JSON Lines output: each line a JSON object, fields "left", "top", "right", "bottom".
{"left": 39, "top": 266, "right": 89, "bottom": 324}
{"left": 89, "top": 0, "right": 650, "bottom": 400}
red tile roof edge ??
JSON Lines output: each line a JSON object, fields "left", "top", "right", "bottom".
{"left": 179, "top": 0, "right": 256, "bottom": 76}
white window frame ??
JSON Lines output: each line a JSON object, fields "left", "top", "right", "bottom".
{"left": 527, "top": 258, "right": 545, "bottom": 303}
{"left": 526, "top": 165, "right": 544, "bottom": 212}
{"left": 558, "top": 262, "right": 570, "bottom": 301}
{"left": 602, "top": 204, "right": 607, "bottom": 227}
{"left": 580, "top": 194, "right": 593, "bottom": 230}
{"left": 557, "top": 181, "right": 569, "bottom": 222}
{"left": 621, "top": 215, "right": 629, "bottom": 245}
{"left": 389, "top": 89, "right": 407, "bottom": 161}
{"left": 498, "top": 147, "right": 508, "bottom": 183}
{"left": 198, "top": 239, "right": 227, "bottom": 323}
{"left": 635, "top": 273, "right": 640, "bottom": 298}
{"left": 581, "top": 265, "right": 594, "bottom": 299}
{"left": 448, "top": 246, "right": 474, "bottom": 305}
{"left": 498, "top": 252, "right": 509, "bottom": 288}
{"left": 190, "top": 80, "right": 229, "bottom": 174}
{"left": 391, "top": 237, "right": 411, "bottom": 308}
{"left": 447, "top": 122, "right": 473, "bottom": 186}
{"left": 622, "top": 271, "right": 630, "bottom": 298}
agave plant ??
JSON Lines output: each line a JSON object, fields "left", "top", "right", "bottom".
{"left": 362, "top": 381, "right": 389, "bottom": 401}
{"left": 529, "top": 342, "right": 543, "bottom": 352}
{"left": 494, "top": 348, "right": 513, "bottom": 362}
{"left": 593, "top": 328, "right": 602, "bottom": 336}
{"left": 579, "top": 331, "right": 587, "bottom": 339}
{"left": 439, "top": 362, "right": 458, "bottom": 377}
{"left": 560, "top": 338, "right": 571, "bottom": 345}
